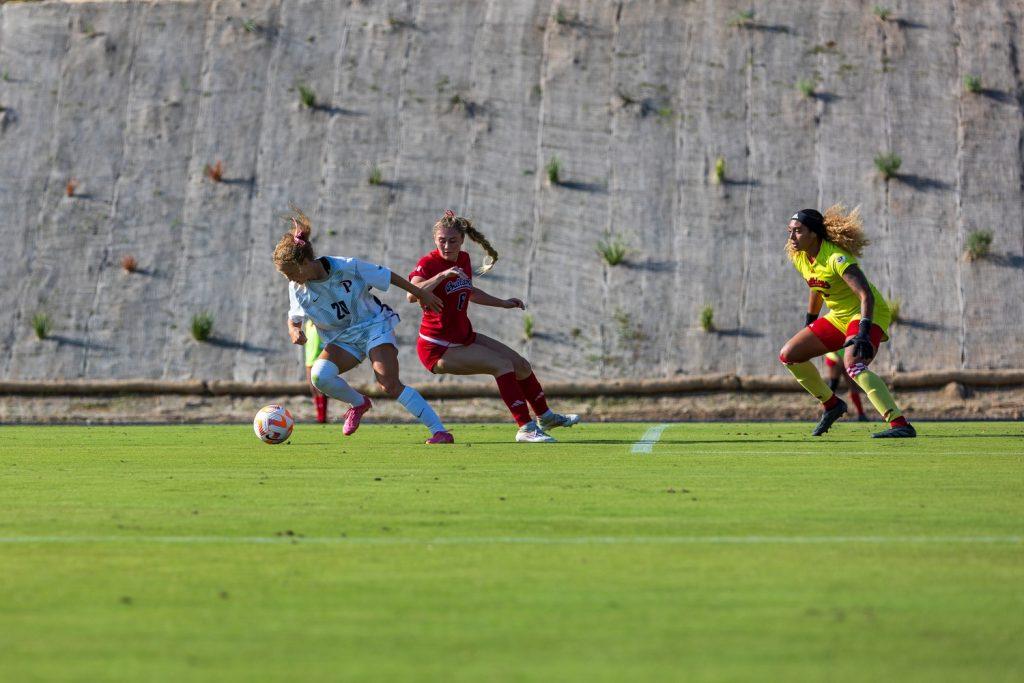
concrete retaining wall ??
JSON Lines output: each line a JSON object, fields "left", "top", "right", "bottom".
{"left": 1, "top": 0, "right": 1022, "bottom": 386}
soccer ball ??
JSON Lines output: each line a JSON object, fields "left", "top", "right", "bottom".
{"left": 253, "top": 404, "right": 294, "bottom": 444}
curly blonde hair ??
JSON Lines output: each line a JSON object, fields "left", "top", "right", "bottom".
{"left": 272, "top": 204, "right": 315, "bottom": 272}
{"left": 434, "top": 210, "right": 498, "bottom": 275}
{"left": 786, "top": 204, "right": 870, "bottom": 258}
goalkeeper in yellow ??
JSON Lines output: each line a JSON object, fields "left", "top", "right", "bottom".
{"left": 778, "top": 206, "right": 915, "bottom": 438}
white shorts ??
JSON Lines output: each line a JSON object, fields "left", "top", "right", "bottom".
{"left": 323, "top": 312, "right": 399, "bottom": 363}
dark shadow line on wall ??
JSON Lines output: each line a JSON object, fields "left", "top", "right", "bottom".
{"left": 206, "top": 337, "right": 278, "bottom": 354}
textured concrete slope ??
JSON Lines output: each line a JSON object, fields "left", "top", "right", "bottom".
{"left": 0, "top": 0, "right": 1021, "bottom": 385}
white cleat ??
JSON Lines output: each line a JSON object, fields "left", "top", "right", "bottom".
{"left": 515, "top": 421, "right": 556, "bottom": 443}
{"left": 539, "top": 412, "right": 580, "bottom": 431}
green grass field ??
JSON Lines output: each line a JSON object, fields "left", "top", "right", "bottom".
{"left": 2, "top": 421, "right": 1022, "bottom": 682}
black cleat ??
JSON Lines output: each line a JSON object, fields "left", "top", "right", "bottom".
{"left": 812, "top": 398, "right": 847, "bottom": 436}
{"left": 871, "top": 424, "right": 917, "bottom": 438}
{"left": 857, "top": 413, "right": 869, "bottom": 422}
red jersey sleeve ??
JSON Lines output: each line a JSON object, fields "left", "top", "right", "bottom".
{"left": 409, "top": 254, "right": 434, "bottom": 281}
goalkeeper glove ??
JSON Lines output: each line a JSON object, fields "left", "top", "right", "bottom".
{"left": 843, "top": 318, "right": 875, "bottom": 360}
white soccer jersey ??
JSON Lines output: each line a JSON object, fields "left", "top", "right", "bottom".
{"left": 287, "top": 256, "right": 397, "bottom": 345}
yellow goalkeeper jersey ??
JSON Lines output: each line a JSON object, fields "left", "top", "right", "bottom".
{"left": 790, "top": 240, "right": 891, "bottom": 335}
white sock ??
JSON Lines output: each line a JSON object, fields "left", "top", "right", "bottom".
{"left": 309, "top": 359, "right": 365, "bottom": 407}
{"left": 397, "top": 386, "right": 445, "bottom": 434}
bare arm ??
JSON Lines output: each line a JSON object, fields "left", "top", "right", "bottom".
{"left": 470, "top": 286, "right": 524, "bottom": 310}
{"left": 406, "top": 266, "right": 467, "bottom": 302}
{"left": 288, "top": 319, "right": 306, "bottom": 345}
{"left": 802, "top": 290, "right": 824, "bottom": 326}
{"left": 841, "top": 265, "right": 875, "bottom": 322}
{"left": 391, "top": 271, "right": 443, "bottom": 312}
{"left": 807, "top": 290, "right": 824, "bottom": 316}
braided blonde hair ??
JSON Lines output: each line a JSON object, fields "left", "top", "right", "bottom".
{"left": 434, "top": 209, "right": 498, "bottom": 275}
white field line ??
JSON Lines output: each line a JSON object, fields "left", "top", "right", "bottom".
{"left": 631, "top": 424, "right": 670, "bottom": 454}
{"left": 0, "top": 535, "right": 1019, "bottom": 546}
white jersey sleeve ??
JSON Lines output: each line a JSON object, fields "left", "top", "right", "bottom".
{"left": 287, "top": 284, "right": 304, "bottom": 323}
{"left": 352, "top": 259, "right": 392, "bottom": 291}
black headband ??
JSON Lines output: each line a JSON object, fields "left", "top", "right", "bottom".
{"left": 792, "top": 210, "right": 825, "bottom": 238}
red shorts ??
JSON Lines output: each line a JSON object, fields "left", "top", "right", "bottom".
{"left": 416, "top": 332, "right": 476, "bottom": 373}
{"left": 809, "top": 318, "right": 884, "bottom": 354}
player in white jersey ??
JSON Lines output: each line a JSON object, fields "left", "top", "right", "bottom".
{"left": 273, "top": 206, "right": 455, "bottom": 444}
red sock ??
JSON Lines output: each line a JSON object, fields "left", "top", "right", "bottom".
{"left": 516, "top": 373, "right": 550, "bottom": 416}
{"left": 496, "top": 372, "right": 532, "bottom": 426}
{"left": 849, "top": 390, "right": 865, "bottom": 416}
{"left": 823, "top": 394, "right": 840, "bottom": 410}
{"left": 890, "top": 416, "right": 909, "bottom": 428}
{"left": 314, "top": 394, "right": 327, "bottom": 423}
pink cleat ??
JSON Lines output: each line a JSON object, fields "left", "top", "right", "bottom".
{"left": 342, "top": 396, "right": 372, "bottom": 436}
{"left": 425, "top": 431, "right": 455, "bottom": 445}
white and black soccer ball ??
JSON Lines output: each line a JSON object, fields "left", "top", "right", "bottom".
{"left": 253, "top": 404, "right": 294, "bottom": 444}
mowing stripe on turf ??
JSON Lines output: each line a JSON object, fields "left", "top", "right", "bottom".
{"left": 0, "top": 535, "right": 1019, "bottom": 545}
{"left": 631, "top": 424, "right": 670, "bottom": 453}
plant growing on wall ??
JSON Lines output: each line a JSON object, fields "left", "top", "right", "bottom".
{"left": 298, "top": 83, "right": 316, "bottom": 109}
{"left": 120, "top": 255, "right": 138, "bottom": 274}
{"left": 797, "top": 78, "right": 816, "bottom": 98}
{"left": 448, "top": 92, "right": 479, "bottom": 117}
{"left": 965, "top": 230, "right": 993, "bottom": 261}
{"left": 963, "top": 75, "right": 982, "bottom": 94}
{"left": 597, "top": 236, "right": 628, "bottom": 266}
{"left": 712, "top": 157, "right": 726, "bottom": 184}
{"left": 729, "top": 10, "right": 755, "bottom": 28}
{"left": 204, "top": 161, "right": 224, "bottom": 183}
{"left": 65, "top": 179, "right": 78, "bottom": 197}
{"left": 872, "top": 5, "right": 892, "bottom": 21}
{"left": 614, "top": 309, "right": 645, "bottom": 344}
{"left": 887, "top": 296, "right": 901, "bottom": 323}
{"left": 368, "top": 166, "right": 384, "bottom": 186}
{"left": 523, "top": 313, "right": 534, "bottom": 340}
{"left": 700, "top": 305, "right": 715, "bottom": 333}
{"left": 190, "top": 312, "right": 214, "bottom": 342}
{"left": 874, "top": 152, "right": 901, "bottom": 180}
{"left": 32, "top": 313, "right": 51, "bottom": 340}
{"left": 545, "top": 156, "right": 561, "bottom": 185}
{"left": 388, "top": 14, "right": 415, "bottom": 30}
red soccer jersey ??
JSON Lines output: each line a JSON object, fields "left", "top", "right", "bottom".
{"left": 409, "top": 250, "right": 475, "bottom": 344}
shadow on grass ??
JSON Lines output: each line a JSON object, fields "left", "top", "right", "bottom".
{"left": 919, "top": 433, "right": 1024, "bottom": 439}
{"left": 452, "top": 438, "right": 826, "bottom": 446}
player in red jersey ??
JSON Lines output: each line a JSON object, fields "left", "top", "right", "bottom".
{"left": 408, "top": 210, "right": 580, "bottom": 442}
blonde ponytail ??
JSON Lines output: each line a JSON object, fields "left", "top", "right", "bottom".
{"left": 272, "top": 204, "right": 316, "bottom": 271}
{"left": 433, "top": 210, "right": 499, "bottom": 275}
